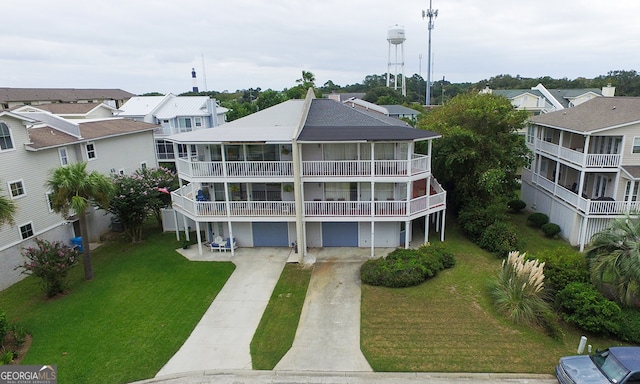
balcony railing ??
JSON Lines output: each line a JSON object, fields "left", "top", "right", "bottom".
{"left": 534, "top": 139, "right": 621, "bottom": 168}
{"left": 523, "top": 168, "right": 639, "bottom": 215}
{"left": 171, "top": 185, "right": 446, "bottom": 219}
{"left": 176, "top": 158, "right": 293, "bottom": 178}
{"left": 302, "top": 154, "right": 430, "bottom": 177}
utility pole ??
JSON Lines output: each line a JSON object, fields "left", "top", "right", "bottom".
{"left": 422, "top": 0, "right": 438, "bottom": 106}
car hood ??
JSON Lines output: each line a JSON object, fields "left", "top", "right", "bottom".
{"left": 559, "top": 355, "right": 610, "bottom": 384}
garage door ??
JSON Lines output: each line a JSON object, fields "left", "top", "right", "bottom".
{"left": 253, "top": 222, "right": 289, "bottom": 247}
{"left": 322, "top": 222, "right": 358, "bottom": 247}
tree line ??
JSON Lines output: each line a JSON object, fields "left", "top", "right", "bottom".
{"left": 152, "top": 69, "right": 640, "bottom": 121}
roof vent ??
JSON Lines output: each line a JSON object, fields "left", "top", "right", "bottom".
{"left": 612, "top": 106, "right": 616, "bottom": 110}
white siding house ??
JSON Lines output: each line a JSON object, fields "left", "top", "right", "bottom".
{"left": 0, "top": 109, "right": 158, "bottom": 290}
{"left": 521, "top": 97, "right": 640, "bottom": 251}
{"left": 167, "top": 91, "right": 446, "bottom": 259}
{"left": 118, "top": 94, "right": 227, "bottom": 165}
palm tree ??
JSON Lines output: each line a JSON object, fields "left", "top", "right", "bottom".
{"left": 0, "top": 185, "right": 16, "bottom": 226}
{"left": 47, "top": 162, "right": 114, "bottom": 281}
{"left": 586, "top": 214, "right": 640, "bottom": 306}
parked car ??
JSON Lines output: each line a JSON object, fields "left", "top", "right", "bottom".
{"left": 556, "top": 347, "right": 640, "bottom": 384}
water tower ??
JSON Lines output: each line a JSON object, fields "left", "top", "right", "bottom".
{"left": 386, "top": 25, "right": 406, "bottom": 97}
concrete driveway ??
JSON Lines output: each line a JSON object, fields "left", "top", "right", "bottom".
{"left": 155, "top": 247, "right": 290, "bottom": 377}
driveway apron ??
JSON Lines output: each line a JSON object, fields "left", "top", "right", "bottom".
{"left": 156, "top": 250, "right": 288, "bottom": 377}
{"left": 275, "top": 257, "right": 372, "bottom": 371}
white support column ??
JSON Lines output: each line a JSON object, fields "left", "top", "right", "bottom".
{"left": 174, "top": 209, "right": 180, "bottom": 241}
{"left": 440, "top": 211, "right": 446, "bottom": 242}
{"left": 404, "top": 220, "right": 410, "bottom": 249}
{"left": 227, "top": 221, "right": 234, "bottom": 256}
{"left": 195, "top": 221, "right": 203, "bottom": 255}
{"left": 182, "top": 215, "right": 190, "bottom": 241}
{"left": 582, "top": 136, "right": 591, "bottom": 167}
{"left": 435, "top": 209, "right": 440, "bottom": 232}
{"left": 424, "top": 214, "right": 429, "bottom": 244}
{"left": 370, "top": 142, "right": 376, "bottom": 258}
{"left": 579, "top": 215, "right": 589, "bottom": 252}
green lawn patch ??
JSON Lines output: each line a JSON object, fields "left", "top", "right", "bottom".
{"left": 361, "top": 216, "right": 621, "bottom": 374}
{"left": 250, "top": 263, "right": 312, "bottom": 369}
{"left": 0, "top": 230, "right": 235, "bottom": 384}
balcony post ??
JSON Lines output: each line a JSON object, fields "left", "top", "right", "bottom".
{"left": 582, "top": 136, "right": 591, "bottom": 167}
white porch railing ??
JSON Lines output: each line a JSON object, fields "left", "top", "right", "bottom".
{"left": 302, "top": 154, "right": 430, "bottom": 177}
{"left": 176, "top": 158, "right": 293, "bottom": 178}
{"left": 534, "top": 139, "right": 621, "bottom": 168}
{"left": 524, "top": 168, "right": 640, "bottom": 215}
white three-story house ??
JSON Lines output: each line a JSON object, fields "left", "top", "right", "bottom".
{"left": 521, "top": 97, "right": 640, "bottom": 250}
{"left": 167, "top": 91, "right": 446, "bottom": 258}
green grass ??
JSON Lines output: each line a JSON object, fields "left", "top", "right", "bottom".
{"left": 250, "top": 263, "right": 312, "bottom": 369}
{"left": 0, "top": 229, "right": 235, "bottom": 384}
{"left": 361, "top": 215, "right": 621, "bottom": 374}
{"left": 508, "top": 211, "right": 579, "bottom": 256}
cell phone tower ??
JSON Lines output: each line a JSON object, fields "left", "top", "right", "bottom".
{"left": 422, "top": 0, "right": 438, "bottom": 105}
{"left": 386, "top": 25, "right": 406, "bottom": 97}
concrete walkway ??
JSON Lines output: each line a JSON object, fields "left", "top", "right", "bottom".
{"left": 275, "top": 255, "right": 372, "bottom": 371}
{"left": 155, "top": 247, "right": 290, "bottom": 377}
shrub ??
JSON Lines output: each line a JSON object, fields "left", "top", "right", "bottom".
{"left": 361, "top": 246, "right": 455, "bottom": 288}
{"left": 541, "top": 223, "right": 561, "bottom": 238}
{"left": 616, "top": 307, "right": 640, "bottom": 344}
{"left": 531, "top": 248, "right": 589, "bottom": 292}
{"left": 527, "top": 212, "right": 549, "bottom": 228}
{"left": 458, "top": 203, "right": 507, "bottom": 241}
{"left": 489, "top": 251, "right": 559, "bottom": 338}
{"left": 507, "top": 199, "right": 526, "bottom": 213}
{"left": 16, "top": 238, "right": 79, "bottom": 298}
{"left": 557, "top": 282, "right": 621, "bottom": 335}
{"left": 0, "top": 312, "right": 7, "bottom": 344}
{"left": 478, "top": 221, "right": 519, "bottom": 257}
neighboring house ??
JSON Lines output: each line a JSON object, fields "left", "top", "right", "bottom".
{"left": 483, "top": 83, "right": 616, "bottom": 115}
{"left": 326, "top": 92, "right": 366, "bottom": 102}
{"left": 520, "top": 97, "right": 640, "bottom": 251}
{"left": 0, "top": 88, "right": 135, "bottom": 110}
{"left": 0, "top": 108, "right": 158, "bottom": 290}
{"left": 342, "top": 98, "right": 421, "bottom": 124}
{"left": 167, "top": 90, "right": 447, "bottom": 259}
{"left": 117, "top": 94, "right": 227, "bottom": 165}
{"left": 381, "top": 105, "right": 421, "bottom": 121}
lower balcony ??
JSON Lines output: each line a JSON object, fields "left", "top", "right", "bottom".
{"left": 522, "top": 168, "right": 640, "bottom": 216}
{"left": 171, "top": 183, "right": 446, "bottom": 219}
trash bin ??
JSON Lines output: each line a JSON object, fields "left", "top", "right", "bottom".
{"left": 71, "top": 237, "right": 83, "bottom": 252}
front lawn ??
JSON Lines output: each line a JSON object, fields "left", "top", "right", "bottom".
{"left": 0, "top": 229, "right": 235, "bottom": 384}
{"left": 361, "top": 215, "right": 622, "bottom": 373}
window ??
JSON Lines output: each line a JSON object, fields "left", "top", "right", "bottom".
{"left": 45, "top": 192, "right": 54, "bottom": 212}
{"left": 19, "top": 223, "right": 34, "bottom": 240}
{"left": 178, "top": 117, "right": 192, "bottom": 133}
{"left": 194, "top": 117, "right": 203, "bottom": 127}
{"left": 140, "top": 162, "right": 147, "bottom": 170}
{"left": 8, "top": 180, "right": 25, "bottom": 198}
{"left": 0, "top": 122, "right": 14, "bottom": 150}
{"left": 633, "top": 137, "right": 640, "bottom": 154}
{"left": 527, "top": 126, "right": 535, "bottom": 144}
{"left": 86, "top": 142, "right": 96, "bottom": 160}
{"left": 156, "top": 140, "right": 175, "bottom": 160}
{"left": 625, "top": 181, "right": 639, "bottom": 202}
{"left": 59, "top": 147, "right": 69, "bottom": 165}
{"left": 118, "top": 169, "right": 125, "bottom": 175}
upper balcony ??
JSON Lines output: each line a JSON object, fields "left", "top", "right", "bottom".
{"left": 175, "top": 154, "right": 430, "bottom": 180}
{"left": 532, "top": 138, "right": 621, "bottom": 168}
{"left": 522, "top": 168, "right": 639, "bottom": 216}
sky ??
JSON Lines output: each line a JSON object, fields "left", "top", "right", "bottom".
{"left": 3, "top": 0, "right": 639, "bottom": 95}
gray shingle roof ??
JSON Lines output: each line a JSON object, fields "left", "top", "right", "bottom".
{"left": 380, "top": 105, "right": 421, "bottom": 116}
{"left": 530, "top": 97, "right": 640, "bottom": 133}
{"left": 298, "top": 99, "right": 438, "bottom": 142}
{"left": 0, "top": 88, "right": 135, "bottom": 103}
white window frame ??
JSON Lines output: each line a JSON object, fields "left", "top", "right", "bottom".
{"left": 194, "top": 117, "right": 203, "bottom": 127}
{"left": 58, "top": 147, "right": 69, "bottom": 166}
{"left": 86, "top": 141, "right": 97, "bottom": 160}
{"left": 19, "top": 222, "right": 34, "bottom": 240}
{"left": 140, "top": 161, "right": 147, "bottom": 170}
{"left": 633, "top": 137, "right": 640, "bottom": 154}
{"left": 7, "top": 179, "right": 25, "bottom": 199}
{"left": 118, "top": 168, "right": 125, "bottom": 175}
{"left": 45, "top": 192, "right": 55, "bottom": 212}
{"left": 0, "top": 121, "right": 15, "bottom": 151}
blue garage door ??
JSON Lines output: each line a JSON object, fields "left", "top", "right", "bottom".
{"left": 253, "top": 222, "right": 289, "bottom": 247}
{"left": 322, "top": 222, "right": 358, "bottom": 247}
